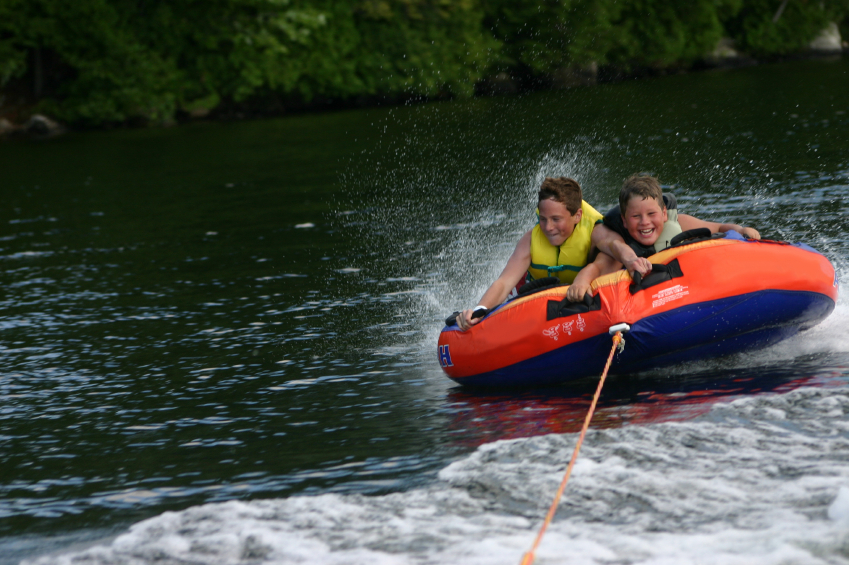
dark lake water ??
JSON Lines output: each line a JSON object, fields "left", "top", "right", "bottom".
{"left": 2, "top": 57, "right": 849, "bottom": 564}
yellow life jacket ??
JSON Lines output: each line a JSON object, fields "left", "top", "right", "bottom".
{"left": 527, "top": 200, "right": 603, "bottom": 284}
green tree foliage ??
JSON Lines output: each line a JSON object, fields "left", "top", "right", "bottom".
{"left": 2, "top": 0, "right": 325, "bottom": 124}
{"left": 0, "top": 0, "right": 846, "bottom": 126}
{"left": 604, "top": 0, "right": 741, "bottom": 68}
{"left": 140, "top": 0, "right": 326, "bottom": 108}
{"left": 482, "top": 0, "right": 745, "bottom": 74}
{"left": 284, "top": 0, "right": 498, "bottom": 100}
{"left": 724, "top": 0, "right": 846, "bottom": 57}
{"left": 481, "top": 0, "right": 619, "bottom": 74}
{"left": 0, "top": 0, "right": 28, "bottom": 87}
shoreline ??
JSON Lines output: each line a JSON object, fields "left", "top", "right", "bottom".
{"left": 1, "top": 48, "right": 845, "bottom": 140}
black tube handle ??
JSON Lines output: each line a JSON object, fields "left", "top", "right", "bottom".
{"left": 471, "top": 307, "right": 489, "bottom": 320}
{"left": 444, "top": 307, "right": 490, "bottom": 327}
{"left": 670, "top": 227, "right": 712, "bottom": 247}
{"left": 631, "top": 263, "right": 671, "bottom": 287}
{"left": 630, "top": 263, "right": 677, "bottom": 294}
{"left": 579, "top": 292, "right": 593, "bottom": 308}
{"left": 632, "top": 270, "right": 642, "bottom": 287}
{"left": 552, "top": 292, "right": 593, "bottom": 312}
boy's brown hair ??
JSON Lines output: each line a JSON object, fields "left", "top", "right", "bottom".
{"left": 619, "top": 174, "right": 664, "bottom": 212}
{"left": 538, "top": 177, "right": 582, "bottom": 215}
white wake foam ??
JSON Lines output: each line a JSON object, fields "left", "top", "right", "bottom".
{"left": 28, "top": 385, "right": 849, "bottom": 565}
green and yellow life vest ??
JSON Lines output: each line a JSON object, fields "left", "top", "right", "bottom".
{"left": 527, "top": 200, "right": 603, "bottom": 284}
{"left": 651, "top": 208, "right": 683, "bottom": 253}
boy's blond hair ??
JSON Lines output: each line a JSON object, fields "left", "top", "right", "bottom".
{"left": 619, "top": 174, "right": 663, "bottom": 213}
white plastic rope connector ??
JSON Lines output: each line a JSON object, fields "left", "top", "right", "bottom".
{"left": 609, "top": 323, "right": 630, "bottom": 353}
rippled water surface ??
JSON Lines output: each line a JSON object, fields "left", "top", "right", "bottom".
{"left": 2, "top": 58, "right": 849, "bottom": 564}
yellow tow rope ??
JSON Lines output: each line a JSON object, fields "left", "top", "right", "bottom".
{"left": 519, "top": 329, "right": 625, "bottom": 565}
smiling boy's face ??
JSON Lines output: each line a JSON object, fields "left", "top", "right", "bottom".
{"left": 622, "top": 195, "right": 667, "bottom": 247}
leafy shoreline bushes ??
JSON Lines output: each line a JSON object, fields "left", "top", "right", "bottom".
{"left": 0, "top": 0, "right": 846, "bottom": 127}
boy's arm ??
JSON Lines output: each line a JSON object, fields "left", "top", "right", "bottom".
{"left": 591, "top": 223, "right": 653, "bottom": 276}
{"left": 457, "top": 230, "right": 532, "bottom": 331}
{"left": 566, "top": 251, "right": 621, "bottom": 302}
{"left": 678, "top": 215, "right": 760, "bottom": 240}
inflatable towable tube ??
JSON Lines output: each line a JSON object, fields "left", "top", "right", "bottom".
{"left": 438, "top": 232, "right": 839, "bottom": 387}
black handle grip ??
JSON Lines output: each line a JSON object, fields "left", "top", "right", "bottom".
{"left": 556, "top": 292, "right": 593, "bottom": 309}
{"left": 471, "top": 307, "right": 489, "bottom": 320}
{"left": 565, "top": 292, "right": 593, "bottom": 308}
{"left": 670, "top": 228, "right": 712, "bottom": 247}
{"left": 632, "top": 263, "right": 669, "bottom": 286}
{"left": 547, "top": 292, "right": 599, "bottom": 320}
{"left": 629, "top": 263, "right": 677, "bottom": 294}
{"left": 444, "top": 307, "right": 490, "bottom": 327}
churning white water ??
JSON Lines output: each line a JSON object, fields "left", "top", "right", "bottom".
{"left": 26, "top": 376, "right": 849, "bottom": 565}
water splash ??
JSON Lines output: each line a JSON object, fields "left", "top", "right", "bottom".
{"left": 26, "top": 386, "right": 849, "bottom": 565}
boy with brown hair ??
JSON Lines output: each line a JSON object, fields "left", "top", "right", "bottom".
{"left": 456, "top": 176, "right": 606, "bottom": 330}
{"left": 593, "top": 174, "right": 761, "bottom": 277}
